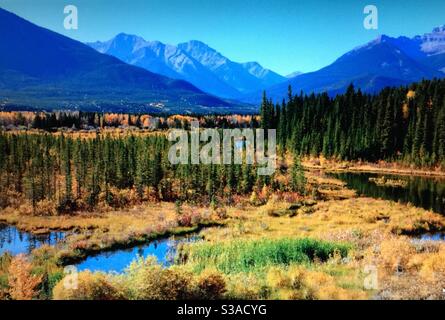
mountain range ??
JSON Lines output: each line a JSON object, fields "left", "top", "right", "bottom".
{"left": 88, "top": 25, "right": 445, "bottom": 105}
{"left": 87, "top": 35, "right": 286, "bottom": 99}
{"left": 1, "top": 6, "right": 445, "bottom": 113}
{"left": 242, "top": 26, "right": 445, "bottom": 103}
{"left": 0, "top": 7, "right": 249, "bottom": 114}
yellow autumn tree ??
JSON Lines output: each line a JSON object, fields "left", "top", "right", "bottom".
{"left": 8, "top": 254, "right": 42, "bottom": 300}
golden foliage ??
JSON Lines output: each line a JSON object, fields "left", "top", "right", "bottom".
{"left": 379, "top": 239, "right": 416, "bottom": 273}
{"left": 53, "top": 271, "right": 124, "bottom": 300}
{"left": 125, "top": 257, "right": 192, "bottom": 300}
{"left": 265, "top": 265, "right": 367, "bottom": 300}
{"left": 419, "top": 248, "right": 445, "bottom": 282}
{"left": 406, "top": 90, "right": 416, "bottom": 99}
{"left": 8, "top": 254, "right": 42, "bottom": 300}
{"left": 402, "top": 103, "right": 409, "bottom": 119}
{"left": 194, "top": 269, "right": 226, "bottom": 300}
{"left": 34, "top": 199, "right": 58, "bottom": 216}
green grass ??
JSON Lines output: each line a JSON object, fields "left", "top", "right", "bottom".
{"left": 181, "top": 238, "right": 351, "bottom": 274}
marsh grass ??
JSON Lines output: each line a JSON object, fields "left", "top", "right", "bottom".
{"left": 181, "top": 238, "right": 350, "bottom": 274}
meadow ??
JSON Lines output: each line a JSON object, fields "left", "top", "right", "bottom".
{"left": 0, "top": 109, "right": 445, "bottom": 300}
{"left": 1, "top": 162, "right": 444, "bottom": 300}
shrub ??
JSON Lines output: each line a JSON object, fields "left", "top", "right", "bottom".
{"left": 31, "top": 245, "right": 59, "bottom": 271}
{"left": 17, "top": 203, "right": 33, "bottom": 216}
{"left": 225, "top": 273, "right": 269, "bottom": 299}
{"left": 124, "top": 257, "right": 193, "bottom": 300}
{"left": 194, "top": 270, "right": 226, "bottom": 300}
{"left": 0, "top": 189, "right": 24, "bottom": 209}
{"left": 265, "top": 265, "right": 367, "bottom": 300}
{"left": 215, "top": 207, "right": 228, "bottom": 220}
{"left": 57, "top": 198, "right": 77, "bottom": 214}
{"left": 34, "top": 199, "right": 57, "bottom": 216}
{"left": 53, "top": 271, "right": 124, "bottom": 300}
{"left": 8, "top": 254, "right": 42, "bottom": 300}
{"left": 178, "top": 213, "right": 192, "bottom": 227}
{"left": 0, "top": 252, "right": 12, "bottom": 273}
{"left": 249, "top": 190, "right": 262, "bottom": 206}
{"left": 380, "top": 239, "right": 416, "bottom": 273}
{"left": 175, "top": 200, "right": 183, "bottom": 215}
{"left": 178, "top": 210, "right": 202, "bottom": 227}
{"left": 419, "top": 249, "right": 445, "bottom": 282}
{"left": 143, "top": 186, "right": 159, "bottom": 202}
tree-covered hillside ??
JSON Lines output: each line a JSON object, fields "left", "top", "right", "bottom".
{"left": 261, "top": 78, "right": 445, "bottom": 166}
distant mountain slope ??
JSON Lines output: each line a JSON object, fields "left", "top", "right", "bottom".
{"left": 286, "top": 71, "right": 303, "bottom": 78}
{"left": 88, "top": 36, "right": 286, "bottom": 99}
{"left": 0, "top": 8, "right": 245, "bottom": 114}
{"left": 242, "top": 26, "right": 445, "bottom": 103}
{"left": 178, "top": 40, "right": 286, "bottom": 94}
{"left": 88, "top": 34, "right": 241, "bottom": 99}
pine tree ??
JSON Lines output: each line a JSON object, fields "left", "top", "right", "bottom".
{"left": 290, "top": 154, "right": 306, "bottom": 194}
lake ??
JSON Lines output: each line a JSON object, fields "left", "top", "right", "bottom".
{"left": 0, "top": 221, "right": 201, "bottom": 273}
{"left": 75, "top": 235, "right": 200, "bottom": 273}
{"left": 330, "top": 172, "right": 445, "bottom": 215}
{"left": 0, "top": 223, "right": 65, "bottom": 256}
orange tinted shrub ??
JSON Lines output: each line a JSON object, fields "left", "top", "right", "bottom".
{"left": 8, "top": 254, "right": 42, "bottom": 300}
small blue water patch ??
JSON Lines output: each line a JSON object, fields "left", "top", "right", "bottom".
{"left": 75, "top": 235, "right": 200, "bottom": 274}
{"left": 0, "top": 223, "right": 65, "bottom": 256}
{"left": 419, "top": 233, "right": 445, "bottom": 241}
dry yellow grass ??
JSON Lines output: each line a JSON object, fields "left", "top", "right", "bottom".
{"left": 0, "top": 202, "right": 217, "bottom": 265}
{"left": 194, "top": 173, "right": 445, "bottom": 300}
{"left": 302, "top": 156, "right": 445, "bottom": 177}
{"left": 2, "top": 168, "right": 444, "bottom": 299}
{"left": 0, "top": 202, "right": 181, "bottom": 233}
{"left": 200, "top": 197, "right": 445, "bottom": 245}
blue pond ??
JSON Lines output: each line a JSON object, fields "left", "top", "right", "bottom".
{"left": 75, "top": 235, "right": 200, "bottom": 273}
{"left": 0, "top": 223, "right": 65, "bottom": 256}
{"left": 419, "top": 233, "right": 445, "bottom": 241}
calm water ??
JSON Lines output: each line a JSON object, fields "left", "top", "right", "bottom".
{"left": 75, "top": 235, "right": 200, "bottom": 273}
{"left": 419, "top": 233, "right": 445, "bottom": 241}
{"left": 0, "top": 224, "right": 65, "bottom": 255}
{"left": 330, "top": 172, "right": 445, "bottom": 215}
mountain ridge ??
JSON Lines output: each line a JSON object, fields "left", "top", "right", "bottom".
{"left": 0, "top": 7, "right": 250, "bottom": 114}
{"left": 88, "top": 36, "right": 286, "bottom": 99}
{"left": 241, "top": 25, "right": 445, "bottom": 103}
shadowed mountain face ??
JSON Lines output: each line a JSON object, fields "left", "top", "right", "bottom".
{"left": 0, "top": 8, "right": 249, "bottom": 114}
{"left": 242, "top": 27, "right": 445, "bottom": 103}
{"left": 88, "top": 34, "right": 242, "bottom": 99}
{"left": 177, "top": 40, "right": 286, "bottom": 94}
{"left": 88, "top": 36, "right": 286, "bottom": 99}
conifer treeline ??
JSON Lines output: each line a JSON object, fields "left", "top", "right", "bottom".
{"left": 0, "top": 133, "right": 288, "bottom": 212}
{"left": 261, "top": 79, "right": 445, "bottom": 166}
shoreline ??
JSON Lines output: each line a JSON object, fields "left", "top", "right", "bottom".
{"left": 302, "top": 160, "right": 445, "bottom": 179}
{"left": 58, "top": 221, "right": 220, "bottom": 266}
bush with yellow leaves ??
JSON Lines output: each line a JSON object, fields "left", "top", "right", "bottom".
{"left": 52, "top": 257, "right": 228, "bottom": 300}
{"left": 124, "top": 257, "right": 193, "bottom": 300}
{"left": 379, "top": 239, "right": 416, "bottom": 274}
{"left": 53, "top": 271, "right": 124, "bottom": 300}
{"left": 34, "top": 199, "right": 58, "bottom": 216}
{"left": 225, "top": 273, "right": 268, "bottom": 299}
{"left": 8, "top": 254, "right": 42, "bottom": 300}
{"left": 419, "top": 247, "right": 445, "bottom": 282}
{"left": 265, "top": 265, "right": 367, "bottom": 300}
{"left": 194, "top": 269, "right": 226, "bottom": 300}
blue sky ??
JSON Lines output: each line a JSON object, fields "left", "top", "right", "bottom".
{"left": 1, "top": 0, "right": 445, "bottom": 75}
